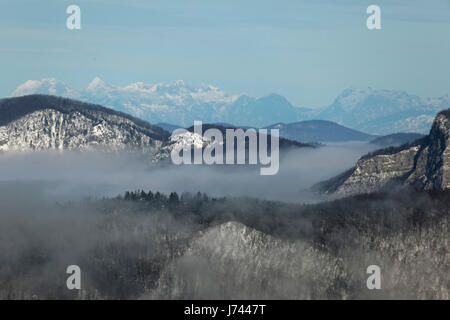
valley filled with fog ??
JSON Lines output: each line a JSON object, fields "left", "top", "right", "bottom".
{"left": 0, "top": 142, "right": 377, "bottom": 203}
{"left": 1, "top": 0, "right": 450, "bottom": 302}
{"left": 0, "top": 142, "right": 448, "bottom": 300}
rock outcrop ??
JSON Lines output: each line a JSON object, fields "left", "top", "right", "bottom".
{"left": 316, "top": 109, "right": 450, "bottom": 196}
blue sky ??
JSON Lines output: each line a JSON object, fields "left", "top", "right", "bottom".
{"left": 0, "top": 0, "right": 449, "bottom": 107}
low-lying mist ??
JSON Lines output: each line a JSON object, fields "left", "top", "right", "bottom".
{"left": 1, "top": 142, "right": 446, "bottom": 300}
{"left": 0, "top": 142, "right": 376, "bottom": 202}
{"left": 0, "top": 184, "right": 448, "bottom": 299}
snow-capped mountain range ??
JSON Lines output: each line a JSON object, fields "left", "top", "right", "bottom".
{"left": 319, "top": 87, "right": 450, "bottom": 134}
{"left": 10, "top": 78, "right": 450, "bottom": 134}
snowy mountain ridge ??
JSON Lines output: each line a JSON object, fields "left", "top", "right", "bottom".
{"left": 0, "top": 94, "right": 169, "bottom": 154}
{"left": 10, "top": 78, "right": 450, "bottom": 134}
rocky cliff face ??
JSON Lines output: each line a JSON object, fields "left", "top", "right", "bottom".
{"left": 317, "top": 110, "right": 450, "bottom": 196}
{"left": 0, "top": 95, "right": 169, "bottom": 153}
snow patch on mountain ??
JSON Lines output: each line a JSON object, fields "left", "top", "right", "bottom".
{"left": 153, "top": 130, "right": 213, "bottom": 162}
{"left": 318, "top": 87, "right": 446, "bottom": 134}
{"left": 0, "top": 109, "right": 163, "bottom": 153}
{"left": 12, "top": 78, "right": 82, "bottom": 99}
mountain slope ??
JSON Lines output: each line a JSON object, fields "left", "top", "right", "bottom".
{"left": 11, "top": 79, "right": 450, "bottom": 134}
{"left": 151, "top": 221, "right": 339, "bottom": 299}
{"left": 370, "top": 133, "right": 425, "bottom": 147}
{"left": 315, "top": 108, "right": 450, "bottom": 196}
{"left": 155, "top": 122, "right": 183, "bottom": 133}
{"left": 12, "top": 78, "right": 312, "bottom": 128}
{"left": 0, "top": 95, "right": 169, "bottom": 152}
{"left": 154, "top": 123, "right": 316, "bottom": 164}
{"left": 318, "top": 87, "right": 447, "bottom": 134}
{"left": 0, "top": 95, "right": 312, "bottom": 166}
{"left": 184, "top": 123, "right": 315, "bottom": 148}
{"left": 265, "top": 120, "right": 376, "bottom": 142}
{"left": 149, "top": 202, "right": 448, "bottom": 300}
{"left": 9, "top": 78, "right": 315, "bottom": 128}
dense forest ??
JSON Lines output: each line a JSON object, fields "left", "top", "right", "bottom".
{"left": 0, "top": 187, "right": 448, "bottom": 299}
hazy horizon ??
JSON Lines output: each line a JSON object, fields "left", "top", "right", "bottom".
{"left": 1, "top": 0, "right": 449, "bottom": 107}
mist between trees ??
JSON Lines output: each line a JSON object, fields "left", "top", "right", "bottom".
{"left": 0, "top": 183, "right": 448, "bottom": 299}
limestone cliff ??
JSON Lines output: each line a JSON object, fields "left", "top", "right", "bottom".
{"left": 316, "top": 110, "right": 450, "bottom": 196}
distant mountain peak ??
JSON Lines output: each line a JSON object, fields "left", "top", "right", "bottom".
{"left": 334, "top": 87, "right": 414, "bottom": 109}
{"left": 11, "top": 78, "right": 81, "bottom": 98}
{"left": 86, "top": 76, "right": 114, "bottom": 91}
{"left": 260, "top": 93, "right": 291, "bottom": 103}
{"left": 333, "top": 87, "right": 376, "bottom": 110}
{"left": 320, "top": 87, "right": 444, "bottom": 134}
{"left": 172, "top": 79, "right": 187, "bottom": 87}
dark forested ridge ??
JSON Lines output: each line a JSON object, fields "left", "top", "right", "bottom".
{"left": 114, "top": 188, "right": 449, "bottom": 244}
{"left": 264, "top": 120, "right": 376, "bottom": 143}
{"left": 0, "top": 187, "right": 447, "bottom": 299}
{"left": 0, "top": 94, "right": 171, "bottom": 141}
{"left": 185, "top": 123, "right": 318, "bottom": 149}
{"left": 0, "top": 95, "right": 316, "bottom": 152}
{"left": 370, "top": 132, "right": 425, "bottom": 147}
